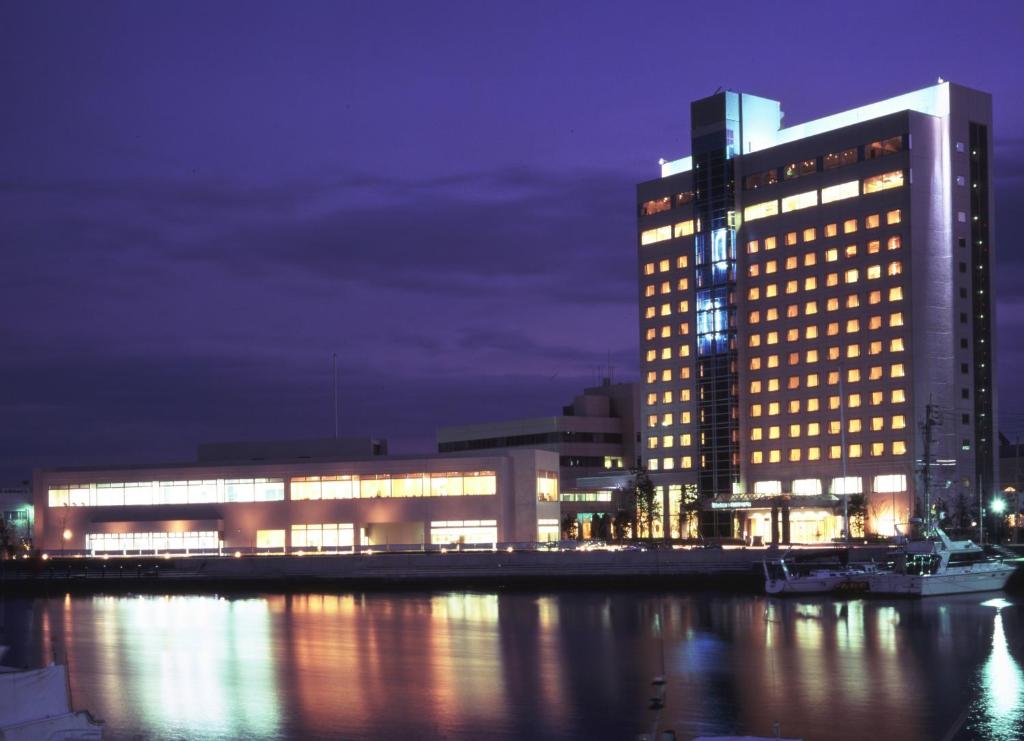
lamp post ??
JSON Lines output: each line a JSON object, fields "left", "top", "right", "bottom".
{"left": 61, "top": 528, "right": 72, "bottom": 557}
{"left": 991, "top": 498, "right": 1006, "bottom": 543}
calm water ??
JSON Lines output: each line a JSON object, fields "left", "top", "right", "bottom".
{"left": 1, "top": 590, "right": 1022, "bottom": 741}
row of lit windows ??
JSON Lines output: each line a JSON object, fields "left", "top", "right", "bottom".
{"left": 748, "top": 238, "right": 902, "bottom": 276}
{"left": 750, "top": 440, "right": 908, "bottom": 463}
{"left": 644, "top": 280, "right": 691, "bottom": 298}
{"left": 747, "top": 314, "right": 905, "bottom": 346}
{"left": 751, "top": 416, "right": 906, "bottom": 440}
{"left": 746, "top": 210, "right": 901, "bottom": 254}
{"left": 750, "top": 388, "right": 907, "bottom": 417}
{"left": 642, "top": 255, "right": 690, "bottom": 276}
{"left": 749, "top": 341, "right": 905, "bottom": 369}
{"left": 86, "top": 531, "right": 220, "bottom": 553}
{"left": 747, "top": 263, "right": 903, "bottom": 301}
{"left": 744, "top": 170, "right": 904, "bottom": 222}
{"left": 647, "top": 433, "right": 694, "bottom": 449}
{"left": 639, "top": 190, "right": 695, "bottom": 217}
{"left": 291, "top": 472, "right": 497, "bottom": 500}
{"left": 647, "top": 456, "right": 695, "bottom": 471}
{"left": 743, "top": 137, "right": 903, "bottom": 190}
{"left": 749, "top": 291, "right": 904, "bottom": 323}
{"left": 640, "top": 218, "right": 698, "bottom": 245}
{"left": 753, "top": 473, "right": 907, "bottom": 496}
{"left": 750, "top": 365, "right": 907, "bottom": 393}
{"left": 646, "top": 411, "right": 694, "bottom": 428}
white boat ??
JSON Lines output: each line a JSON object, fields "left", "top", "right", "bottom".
{"left": 0, "top": 661, "right": 103, "bottom": 740}
{"left": 763, "top": 555, "right": 878, "bottom": 595}
{"left": 866, "top": 528, "right": 1017, "bottom": 596}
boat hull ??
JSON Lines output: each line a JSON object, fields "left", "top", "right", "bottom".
{"left": 866, "top": 565, "right": 1015, "bottom": 596}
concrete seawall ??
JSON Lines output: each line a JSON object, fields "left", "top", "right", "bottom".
{"left": 0, "top": 546, "right": 910, "bottom": 593}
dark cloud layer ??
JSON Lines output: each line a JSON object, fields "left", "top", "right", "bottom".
{"left": 1, "top": 0, "right": 1023, "bottom": 482}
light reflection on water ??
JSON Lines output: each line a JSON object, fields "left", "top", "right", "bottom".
{"left": 1, "top": 591, "right": 1022, "bottom": 740}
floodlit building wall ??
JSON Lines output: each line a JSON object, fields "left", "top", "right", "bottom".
{"left": 33, "top": 449, "right": 560, "bottom": 553}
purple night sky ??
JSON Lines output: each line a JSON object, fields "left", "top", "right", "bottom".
{"left": 2, "top": 1, "right": 1023, "bottom": 483}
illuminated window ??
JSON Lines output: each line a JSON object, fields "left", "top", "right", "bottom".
{"left": 863, "top": 170, "right": 904, "bottom": 193}
{"left": 647, "top": 437, "right": 659, "bottom": 449}
{"left": 678, "top": 279, "right": 689, "bottom": 292}
{"left": 868, "top": 290, "right": 881, "bottom": 304}
{"left": 781, "top": 190, "right": 818, "bottom": 213}
{"left": 660, "top": 303, "right": 671, "bottom": 316}
{"left": 766, "top": 283, "right": 778, "bottom": 298}
{"left": 888, "top": 261, "right": 902, "bottom": 277}
{"left": 806, "top": 349, "right": 819, "bottom": 362}
{"left": 785, "top": 280, "right": 798, "bottom": 294}
{"left": 821, "top": 180, "right": 859, "bottom": 203}
{"left": 768, "top": 402, "right": 780, "bottom": 416}
{"left": 678, "top": 297, "right": 689, "bottom": 310}
{"left": 829, "top": 445, "right": 842, "bottom": 460}
{"left": 766, "top": 259, "right": 778, "bottom": 274}
{"left": 827, "top": 371, "right": 839, "bottom": 386}
{"left": 847, "top": 344, "right": 860, "bottom": 359}
{"left": 789, "top": 400, "right": 802, "bottom": 414}
{"left": 870, "top": 391, "right": 883, "bottom": 406}
{"left": 749, "top": 310, "right": 761, "bottom": 325}
{"left": 747, "top": 239, "right": 759, "bottom": 254}
{"left": 766, "top": 331, "right": 779, "bottom": 345}
{"left": 745, "top": 200, "right": 779, "bottom": 221}
{"left": 867, "top": 239, "right": 880, "bottom": 254}
{"left": 659, "top": 259, "right": 671, "bottom": 272}
{"left": 826, "top": 297, "right": 839, "bottom": 311}
{"left": 804, "top": 252, "right": 817, "bottom": 266}
{"left": 892, "top": 440, "right": 908, "bottom": 455}
{"left": 806, "top": 372, "right": 820, "bottom": 387}
{"left": 786, "top": 328, "right": 798, "bottom": 342}
{"left": 748, "top": 264, "right": 760, "bottom": 278}
{"left": 869, "top": 340, "right": 882, "bottom": 355}
{"left": 869, "top": 366, "right": 883, "bottom": 380}
{"left": 827, "top": 273, "right": 839, "bottom": 287}
{"left": 889, "top": 312, "right": 904, "bottom": 327}
{"left": 784, "top": 159, "right": 817, "bottom": 180}
{"left": 846, "top": 318, "right": 860, "bottom": 333}
{"left": 848, "top": 418, "right": 862, "bottom": 433}
{"left": 866, "top": 137, "right": 902, "bottom": 158}
{"left": 808, "top": 447, "right": 821, "bottom": 461}
{"left": 843, "top": 218, "right": 858, "bottom": 234}
{"left": 785, "top": 231, "right": 798, "bottom": 246}
{"left": 767, "top": 308, "right": 779, "bottom": 321}
{"left": 660, "top": 369, "right": 672, "bottom": 381}
{"left": 828, "top": 347, "right": 840, "bottom": 360}
{"left": 887, "top": 235, "right": 902, "bottom": 250}
{"left": 643, "top": 263, "right": 655, "bottom": 276}
{"left": 765, "top": 236, "right": 777, "bottom": 251}
{"left": 659, "top": 347, "right": 671, "bottom": 360}
{"left": 644, "top": 285, "right": 656, "bottom": 297}
{"left": 678, "top": 322, "right": 690, "bottom": 335}
{"left": 750, "top": 380, "right": 762, "bottom": 393}
{"left": 892, "top": 388, "right": 906, "bottom": 403}
{"left": 805, "top": 301, "right": 818, "bottom": 315}
{"left": 888, "top": 286, "right": 903, "bottom": 302}
{"left": 865, "top": 213, "right": 880, "bottom": 229}
{"left": 804, "top": 276, "right": 817, "bottom": 291}
{"left": 824, "top": 147, "right": 858, "bottom": 169}
{"left": 747, "top": 287, "right": 760, "bottom": 301}
{"left": 646, "top": 371, "right": 657, "bottom": 383}
{"left": 825, "top": 223, "right": 838, "bottom": 237}
{"left": 849, "top": 444, "right": 863, "bottom": 458}
{"left": 641, "top": 226, "right": 672, "bottom": 245}
{"left": 676, "top": 255, "right": 688, "bottom": 269}
{"left": 786, "top": 304, "right": 798, "bottom": 318}
{"left": 891, "top": 415, "right": 906, "bottom": 430}
{"left": 805, "top": 325, "right": 818, "bottom": 339}
{"left": 848, "top": 393, "right": 862, "bottom": 408}
{"left": 662, "top": 434, "right": 675, "bottom": 448}
{"left": 673, "top": 220, "right": 695, "bottom": 238}
{"left": 846, "top": 294, "right": 860, "bottom": 309}
{"left": 768, "top": 449, "right": 781, "bottom": 463}
{"left": 827, "top": 322, "right": 839, "bottom": 336}
{"left": 867, "top": 265, "right": 881, "bottom": 280}
{"left": 751, "top": 404, "right": 763, "bottom": 418}
{"left": 649, "top": 459, "right": 659, "bottom": 471}
{"left": 768, "top": 425, "right": 781, "bottom": 440}
{"left": 767, "top": 355, "right": 779, "bottom": 368}
{"left": 890, "top": 338, "right": 904, "bottom": 352}
{"left": 751, "top": 451, "right": 763, "bottom": 464}
{"left": 844, "top": 268, "right": 859, "bottom": 284}
{"left": 750, "top": 357, "right": 762, "bottom": 370}
{"left": 768, "top": 377, "right": 781, "bottom": 391}
{"left": 847, "top": 368, "right": 861, "bottom": 383}
{"left": 640, "top": 197, "right": 672, "bottom": 216}
{"left": 826, "top": 248, "right": 838, "bottom": 263}
{"left": 887, "top": 209, "right": 901, "bottom": 225}
{"left": 785, "top": 256, "right": 798, "bottom": 270}
{"left": 890, "top": 363, "right": 905, "bottom": 378}
{"left": 803, "top": 227, "right": 817, "bottom": 242}
{"left": 807, "top": 398, "right": 820, "bottom": 412}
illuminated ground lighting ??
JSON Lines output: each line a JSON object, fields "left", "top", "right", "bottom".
{"left": 234, "top": 551, "right": 242, "bottom": 558}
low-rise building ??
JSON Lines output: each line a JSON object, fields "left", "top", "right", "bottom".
{"left": 32, "top": 443, "right": 559, "bottom": 555}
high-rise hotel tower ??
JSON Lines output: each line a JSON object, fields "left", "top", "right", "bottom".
{"left": 636, "top": 82, "right": 995, "bottom": 542}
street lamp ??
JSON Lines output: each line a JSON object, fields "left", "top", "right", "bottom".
{"left": 991, "top": 499, "right": 1006, "bottom": 543}
{"left": 61, "top": 528, "right": 72, "bottom": 557}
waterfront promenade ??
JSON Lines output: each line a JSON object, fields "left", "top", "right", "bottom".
{"left": 0, "top": 543, "right": 904, "bottom": 592}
